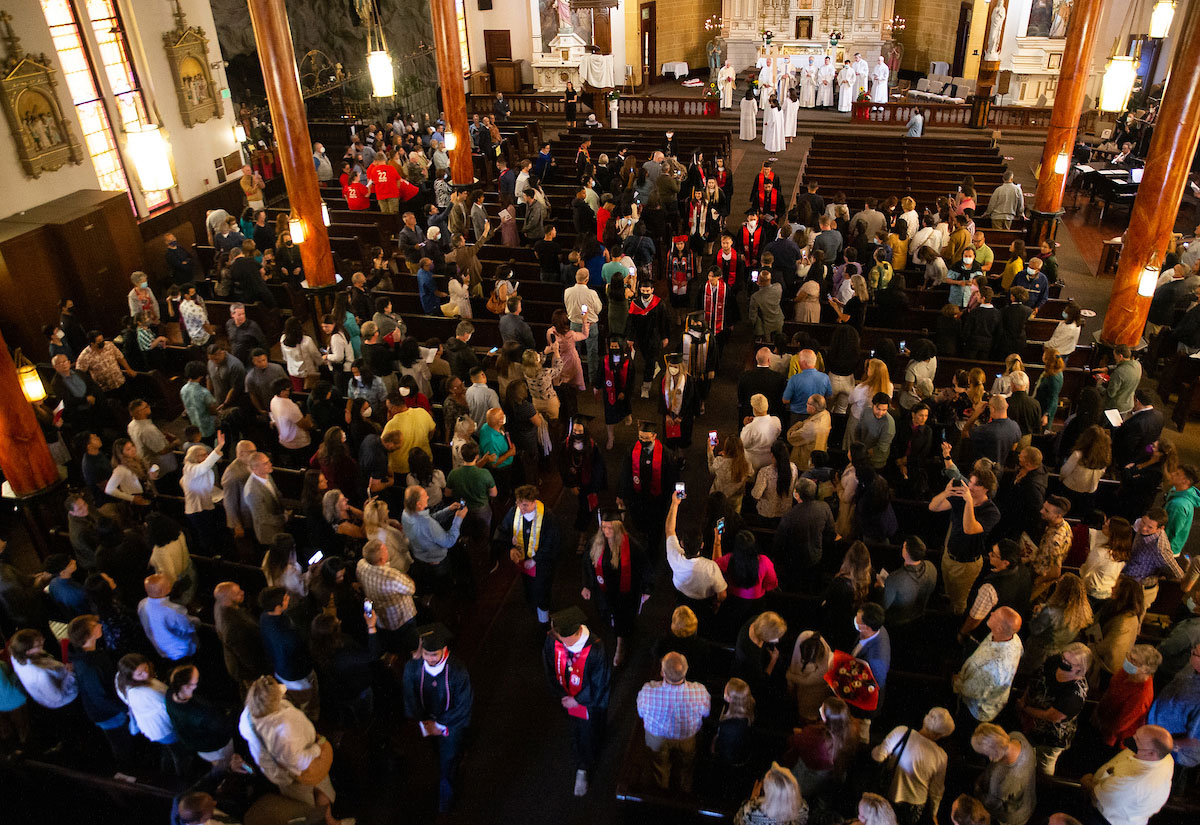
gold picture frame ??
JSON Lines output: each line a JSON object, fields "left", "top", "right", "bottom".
{"left": 163, "top": 1, "right": 222, "bottom": 127}
{"left": 0, "top": 11, "right": 84, "bottom": 178}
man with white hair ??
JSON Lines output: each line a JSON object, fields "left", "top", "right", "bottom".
{"left": 782, "top": 349, "right": 831, "bottom": 419}
{"left": 969, "top": 722, "right": 1037, "bottom": 825}
{"left": 636, "top": 651, "right": 711, "bottom": 792}
{"left": 871, "top": 706, "right": 954, "bottom": 825}
{"left": 1004, "top": 371, "right": 1042, "bottom": 438}
{"left": 738, "top": 346, "right": 788, "bottom": 420}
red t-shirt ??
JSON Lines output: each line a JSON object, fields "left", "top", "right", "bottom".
{"left": 596, "top": 206, "right": 611, "bottom": 242}
{"left": 346, "top": 182, "right": 370, "bottom": 210}
{"left": 397, "top": 178, "right": 419, "bottom": 202}
{"left": 368, "top": 162, "right": 399, "bottom": 200}
{"left": 339, "top": 173, "right": 350, "bottom": 200}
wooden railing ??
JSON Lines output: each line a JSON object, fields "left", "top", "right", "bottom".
{"left": 852, "top": 100, "right": 1052, "bottom": 131}
{"left": 467, "top": 92, "right": 718, "bottom": 120}
{"left": 615, "top": 96, "right": 719, "bottom": 119}
{"left": 467, "top": 93, "right": 588, "bottom": 117}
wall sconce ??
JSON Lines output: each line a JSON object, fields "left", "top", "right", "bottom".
{"left": 15, "top": 350, "right": 45, "bottom": 403}
{"left": 1099, "top": 54, "right": 1137, "bottom": 112}
{"left": 1138, "top": 261, "right": 1159, "bottom": 297}
{"left": 125, "top": 124, "right": 176, "bottom": 192}
{"left": 234, "top": 124, "right": 247, "bottom": 143}
{"left": 321, "top": 202, "right": 330, "bottom": 227}
{"left": 1053, "top": 149, "right": 1070, "bottom": 175}
{"left": 444, "top": 131, "right": 458, "bottom": 151}
{"left": 288, "top": 215, "right": 306, "bottom": 244}
{"left": 368, "top": 50, "right": 394, "bottom": 97}
{"left": 1150, "top": 0, "right": 1176, "bottom": 38}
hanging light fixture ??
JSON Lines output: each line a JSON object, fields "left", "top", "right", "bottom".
{"left": 1150, "top": 0, "right": 1176, "bottom": 38}
{"left": 321, "top": 202, "right": 331, "bottom": 227}
{"left": 444, "top": 131, "right": 458, "bottom": 151}
{"left": 13, "top": 349, "right": 45, "bottom": 403}
{"left": 234, "top": 123, "right": 247, "bottom": 143}
{"left": 1099, "top": 54, "right": 1138, "bottom": 112}
{"left": 125, "top": 124, "right": 176, "bottom": 192}
{"left": 1054, "top": 148, "right": 1070, "bottom": 175}
{"left": 365, "top": 2, "right": 394, "bottom": 97}
{"left": 288, "top": 215, "right": 306, "bottom": 244}
{"left": 1139, "top": 262, "right": 1160, "bottom": 297}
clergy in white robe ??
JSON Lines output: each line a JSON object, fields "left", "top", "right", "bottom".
{"left": 776, "top": 62, "right": 794, "bottom": 102}
{"left": 763, "top": 98, "right": 785, "bottom": 153}
{"left": 758, "top": 65, "right": 773, "bottom": 110}
{"left": 740, "top": 89, "right": 758, "bottom": 140}
{"left": 799, "top": 58, "right": 818, "bottom": 108}
{"left": 816, "top": 58, "right": 836, "bottom": 108}
{"left": 718, "top": 61, "right": 736, "bottom": 109}
{"left": 870, "top": 57, "right": 890, "bottom": 104}
{"left": 852, "top": 54, "right": 869, "bottom": 96}
{"left": 784, "top": 89, "right": 800, "bottom": 140}
{"left": 836, "top": 62, "right": 856, "bottom": 113}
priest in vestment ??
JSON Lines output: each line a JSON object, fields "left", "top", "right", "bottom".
{"left": 837, "top": 61, "right": 857, "bottom": 112}
{"left": 870, "top": 56, "right": 890, "bottom": 103}
{"left": 718, "top": 60, "right": 736, "bottom": 109}
{"left": 817, "top": 57, "right": 836, "bottom": 108}
{"left": 739, "top": 87, "right": 758, "bottom": 140}
{"left": 757, "top": 63, "right": 773, "bottom": 110}
{"left": 799, "top": 57, "right": 818, "bottom": 108}
{"left": 852, "top": 53, "right": 869, "bottom": 96}
{"left": 776, "top": 61, "right": 794, "bottom": 102}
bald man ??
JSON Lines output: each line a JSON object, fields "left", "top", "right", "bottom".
{"left": 1082, "top": 725, "right": 1175, "bottom": 825}
{"left": 636, "top": 652, "right": 710, "bottom": 792}
{"left": 213, "top": 582, "right": 269, "bottom": 693}
{"left": 221, "top": 439, "right": 257, "bottom": 540}
{"left": 738, "top": 345, "right": 788, "bottom": 420}
{"left": 137, "top": 573, "right": 199, "bottom": 661}
{"left": 954, "top": 607, "right": 1023, "bottom": 723}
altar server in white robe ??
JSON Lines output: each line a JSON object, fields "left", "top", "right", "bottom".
{"left": 836, "top": 61, "right": 856, "bottom": 112}
{"left": 784, "top": 88, "right": 800, "bottom": 141}
{"left": 852, "top": 53, "right": 869, "bottom": 96}
{"left": 740, "top": 87, "right": 758, "bottom": 140}
{"left": 763, "top": 96, "right": 785, "bottom": 153}
{"left": 799, "top": 57, "right": 818, "bottom": 108}
{"left": 870, "top": 56, "right": 890, "bottom": 103}
{"left": 816, "top": 57, "right": 836, "bottom": 108}
{"left": 718, "top": 60, "right": 737, "bottom": 109}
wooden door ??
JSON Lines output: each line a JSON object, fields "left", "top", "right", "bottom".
{"left": 594, "top": 9, "right": 612, "bottom": 55}
{"left": 484, "top": 30, "right": 511, "bottom": 64}
{"left": 951, "top": 4, "right": 972, "bottom": 77}
{"left": 639, "top": 2, "right": 656, "bottom": 86}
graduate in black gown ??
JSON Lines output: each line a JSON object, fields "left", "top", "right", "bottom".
{"left": 617, "top": 420, "right": 679, "bottom": 551}
{"left": 402, "top": 623, "right": 473, "bottom": 813}
{"left": 494, "top": 484, "right": 560, "bottom": 625}
{"left": 580, "top": 508, "right": 652, "bottom": 668}
{"left": 542, "top": 606, "right": 612, "bottom": 797}
{"left": 659, "top": 352, "right": 701, "bottom": 463}
{"left": 558, "top": 414, "right": 607, "bottom": 549}
{"left": 626, "top": 280, "right": 670, "bottom": 399}
{"left": 681, "top": 311, "right": 719, "bottom": 411}
{"left": 595, "top": 336, "right": 635, "bottom": 450}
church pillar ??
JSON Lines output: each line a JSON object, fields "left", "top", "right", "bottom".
{"left": 1101, "top": 0, "right": 1200, "bottom": 346}
{"left": 0, "top": 331, "right": 58, "bottom": 497}
{"left": 431, "top": 0, "right": 474, "bottom": 185}
{"left": 971, "top": 0, "right": 1010, "bottom": 123}
{"left": 246, "top": 0, "right": 335, "bottom": 287}
{"left": 1026, "top": 0, "right": 1104, "bottom": 247}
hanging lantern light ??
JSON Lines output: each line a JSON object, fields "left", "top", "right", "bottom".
{"left": 233, "top": 123, "right": 247, "bottom": 143}
{"left": 1150, "top": 0, "right": 1176, "bottom": 38}
{"left": 321, "top": 202, "right": 330, "bottom": 227}
{"left": 14, "top": 349, "right": 45, "bottom": 403}
{"left": 444, "top": 131, "right": 458, "bottom": 151}
{"left": 288, "top": 215, "right": 306, "bottom": 244}
{"left": 1139, "top": 260, "right": 1160, "bottom": 297}
{"left": 1053, "top": 149, "right": 1070, "bottom": 175}
{"left": 1099, "top": 55, "right": 1138, "bottom": 112}
{"left": 368, "top": 50, "right": 394, "bottom": 97}
{"left": 125, "top": 124, "right": 176, "bottom": 192}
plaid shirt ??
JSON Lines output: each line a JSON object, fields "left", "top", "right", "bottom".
{"left": 1023, "top": 520, "right": 1072, "bottom": 577}
{"left": 74, "top": 341, "right": 126, "bottom": 391}
{"left": 636, "top": 679, "right": 711, "bottom": 740}
{"left": 1123, "top": 523, "right": 1183, "bottom": 583}
{"left": 355, "top": 559, "right": 416, "bottom": 630}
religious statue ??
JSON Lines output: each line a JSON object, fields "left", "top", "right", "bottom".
{"left": 1049, "top": 0, "right": 1072, "bottom": 37}
{"left": 707, "top": 37, "right": 721, "bottom": 77}
{"left": 984, "top": 1, "right": 1006, "bottom": 61}
{"left": 555, "top": 0, "right": 573, "bottom": 31}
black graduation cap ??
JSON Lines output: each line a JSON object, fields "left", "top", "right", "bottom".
{"left": 637, "top": 419, "right": 658, "bottom": 433}
{"left": 569, "top": 413, "right": 594, "bottom": 432}
{"left": 664, "top": 353, "right": 683, "bottom": 366}
{"left": 550, "top": 606, "right": 588, "bottom": 636}
{"left": 599, "top": 507, "right": 624, "bottom": 522}
{"left": 417, "top": 623, "right": 454, "bottom": 651}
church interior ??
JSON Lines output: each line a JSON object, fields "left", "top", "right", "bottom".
{"left": 0, "top": 0, "right": 1199, "bottom": 824}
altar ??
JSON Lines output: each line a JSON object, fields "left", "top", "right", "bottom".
{"left": 721, "top": 0, "right": 896, "bottom": 71}
{"left": 529, "top": 0, "right": 619, "bottom": 92}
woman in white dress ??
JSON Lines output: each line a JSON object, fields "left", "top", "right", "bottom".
{"left": 836, "top": 61, "right": 856, "bottom": 113}
{"left": 763, "top": 96, "right": 786, "bottom": 153}
{"left": 739, "top": 87, "right": 758, "bottom": 141}
{"left": 870, "top": 57, "right": 890, "bottom": 104}
{"left": 817, "top": 57, "right": 836, "bottom": 108}
{"left": 784, "top": 88, "right": 800, "bottom": 141}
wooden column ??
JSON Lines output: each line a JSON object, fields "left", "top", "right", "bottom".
{"left": 431, "top": 0, "right": 474, "bottom": 185}
{"left": 246, "top": 0, "right": 335, "bottom": 286}
{"left": 0, "top": 332, "right": 58, "bottom": 497}
{"left": 1026, "top": 0, "right": 1104, "bottom": 247}
{"left": 1101, "top": 0, "right": 1200, "bottom": 346}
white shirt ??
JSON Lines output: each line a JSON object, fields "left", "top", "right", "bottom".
{"left": 665, "top": 535, "right": 727, "bottom": 600}
{"left": 1091, "top": 749, "right": 1174, "bottom": 825}
{"left": 117, "top": 680, "right": 175, "bottom": 743}
{"left": 872, "top": 726, "right": 947, "bottom": 813}
{"left": 1044, "top": 321, "right": 1082, "bottom": 356}
{"left": 270, "top": 395, "right": 310, "bottom": 450}
{"left": 1081, "top": 529, "right": 1127, "bottom": 599}
{"left": 740, "top": 415, "right": 782, "bottom": 470}
{"left": 181, "top": 448, "right": 223, "bottom": 514}
{"left": 12, "top": 656, "right": 77, "bottom": 708}
{"left": 564, "top": 283, "right": 602, "bottom": 325}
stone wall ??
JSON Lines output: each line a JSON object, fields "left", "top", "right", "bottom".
{"left": 893, "top": 0, "right": 966, "bottom": 74}
{"left": 652, "top": 0, "right": 723, "bottom": 71}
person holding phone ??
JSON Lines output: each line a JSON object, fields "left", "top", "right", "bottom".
{"left": 564, "top": 269, "right": 602, "bottom": 379}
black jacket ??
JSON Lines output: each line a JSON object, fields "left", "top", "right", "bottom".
{"left": 962, "top": 305, "right": 1000, "bottom": 354}
{"left": 1112, "top": 407, "right": 1165, "bottom": 467}
{"left": 994, "top": 303, "right": 1033, "bottom": 360}
{"left": 443, "top": 337, "right": 480, "bottom": 381}
{"left": 737, "top": 366, "right": 788, "bottom": 421}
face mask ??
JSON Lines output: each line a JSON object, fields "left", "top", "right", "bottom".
{"left": 1123, "top": 737, "right": 1139, "bottom": 753}
{"left": 668, "top": 366, "right": 680, "bottom": 375}
{"left": 1062, "top": 312, "right": 1069, "bottom": 320}
{"left": 747, "top": 221, "right": 757, "bottom": 231}
{"left": 962, "top": 257, "right": 974, "bottom": 266}
{"left": 1122, "top": 659, "right": 1139, "bottom": 675}
{"left": 640, "top": 292, "right": 653, "bottom": 302}
{"left": 286, "top": 241, "right": 294, "bottom": 247}
{"left": 1186, "top": 596, "right": 1197, "bottom": 612}
{"left": 1026, "top": 267, "right": 1035, "bottom": 275}
{"left": 362, "top": 406, "right": 372, "bottom": 418}
{"left": 853, "top": 619, "right": 863, "bottom": 634}
{"left": 522, "top": 510, "right": 536, "bottom": 522}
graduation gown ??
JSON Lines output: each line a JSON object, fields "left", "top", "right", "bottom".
{"left": 660, "top": 372, "right": 700, "bottom": 448}
{"left": 739, "top": 96, "right": 758, "bottom": 140}
{"left": 626, "top": 295, "right": 669, "bottom": 362}
{"left": 799, "top": 64, "right": 818, "bottom": 107}
{"left": 543, "top": 631, "right": 612, "bottom": 718}
{"left": 817, "top": 63, "right": 836, "bottom": 107}
{"left": 837, "top": 66, "right": 857, "bottom": 112}
{"left": 581, "top": 535, "right": 652, "bottom": 636}
{"left": 494, "top": 505, "right": 560, "bottom": 609}
{"left": 402, "top": 655, "right": 473, "bottom": 733}
{"left": 595, "top": 354, "right": 635, "bottom": 425}
{"left": 559, "top": 439, "right": 608, "bottom": 530}
{"left": 617, "top": 439, "right": 678, "bottom": 538}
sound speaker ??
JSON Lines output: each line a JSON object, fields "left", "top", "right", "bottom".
{"left": 478, "top": 0, "right": 492, "bottom": 9}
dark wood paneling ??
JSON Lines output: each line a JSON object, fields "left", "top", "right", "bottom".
{"left": 0, "top": 222, "right": 70, "bottom": 356}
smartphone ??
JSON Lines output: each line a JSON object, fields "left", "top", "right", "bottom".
{"left": 458, "top": 499, "right": 466, "bottom": 508}
{"left": 751, "top": 270, "right": 760, "bottom": 283}
{"left": 489, "top": 346, "right": 499, "bottom": 354}
{"left": 995, "top": 373, "right": 1002, "bottom": 379}
{"left": 952, "top": 478, "right": 965, "bottom": 488}
{"left": 628, "top": 265, "right": 636, "bottom": 276}
{"left": 308, "top": 550, "right": 324, "bottom": 565}
{"left": 899, "top": 340, "right": 906, "bottom": 351}
{"left": 717, "top": 517, "right": 726, "bottom": 534}
{"left": 675, "top": 481, "right": 686, "bottom": 498}
{"left": 870, "top": 350, "right": 875, "bottom": 357}
{"left": 363, "top": 599, "right": 374, "bottom": 618}
{"left": 708, "top": 430, "right": 718, "bottom": 446}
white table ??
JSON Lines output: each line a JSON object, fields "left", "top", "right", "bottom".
{"left": 661, "top": 61, "right": 690, "bottom": 79}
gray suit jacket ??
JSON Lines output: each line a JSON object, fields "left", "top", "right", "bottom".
{"left": 523, "top": 200, "right": 546, "bottom": 240}
{"left": 242, "top": 474, "right": 286, "bottom": 546}
{"left": 222, "top": 460, "right": 253, "bottom": 531}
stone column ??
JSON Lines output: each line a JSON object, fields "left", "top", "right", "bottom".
{"left": 1026, "top": 0, "right": 1104, "bottom": 247}
{"left": 431, "top": 0, "right": 475, "bottom": 184}
{"left": 246, "top": 0, "right": 335, "bottom": 286}
{"left": 1101, "top": 0, "right": 1200, "bottom": 346}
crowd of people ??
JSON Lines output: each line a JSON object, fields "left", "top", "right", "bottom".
{"left": 4, "top": 109, "right": 1200, "bottom": 825}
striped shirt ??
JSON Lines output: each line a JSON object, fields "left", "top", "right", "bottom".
{"left": 636, "top": 679, "right": 711, "bottom": 740}
{"left": 355, "top": 559, "right": 416, "bottom": 630}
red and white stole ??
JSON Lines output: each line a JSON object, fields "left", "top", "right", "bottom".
{"left": 603, "top": 357, "right": 629, "bottom": 405}
{"left": 594, "top": 536, "right": 632, "bottom": 594}
{"left": 631, "top": 439, "right": 663, "bottom": 495}
{"left": 553, "top": 639, "right": 593, "bottom": 719}
{"left": 704, "top": 279, "right": 727, "bottom": 334}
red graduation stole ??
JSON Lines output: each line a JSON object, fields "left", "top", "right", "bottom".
{"left": 704, "top": 279, "right": 727, "bottom": 334}
{"left": 554, "top": 640, "right": 593, "bottom": 719}
{"left": 717, "top": 248, "right": 739, "bottom": 286}
{"left": 741, "top": 225, "right": 763, "bottom": 261}
{"left": 631, "top": 439, "right": 663, "bottom": 495}
{"left": 670, "top": 251, "right": 695, "bottom": 295}
{"left": 757, "top": 188, "right": 779, "bottom": 214}
{"left": 594, "top": 536, "right": 632, "bottom": 595}
{"left": 603, "top": 357, "right": 629, "bottom": 405}
{"left": 577, "top": 146, "right": 590, "bottom": 162}
{"left": 753, "top": 171, "right": 775, "bottom": 202}
{"left": 717, "top": 169, "right": 729, "bottom": 190}
{"left": 628, "top": 294, "right": 661, "bottom": 316}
